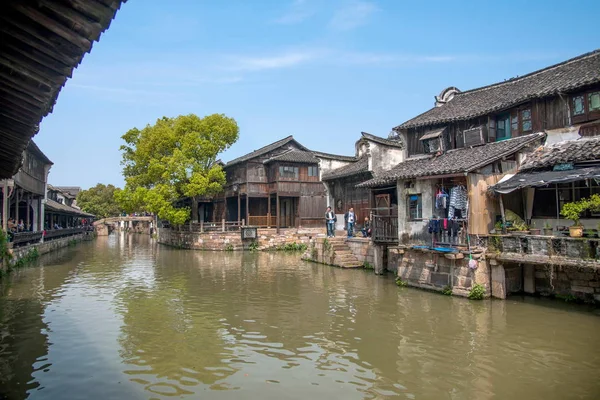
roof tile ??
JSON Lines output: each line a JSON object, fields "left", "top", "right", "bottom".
{"left": 521, "top": 136, "right": 600, "bottom": 170}
{"left": 396, "top": 50, "right": 600, "bottom": 130}
{"left": 358, "top": 133, "right": 544, "bottom": 187}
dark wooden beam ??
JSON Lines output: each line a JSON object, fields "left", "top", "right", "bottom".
{"left": 0, "top": 57, "right": 56, "bottom": 88}
{"left": 0, "top": 80, "right": 47, "bottom": 108}
{"left": 38, "top": 0, "right": 105, "bottom": 41}
{"left": 1, "top": 49, "right": 67, "bottom": 85}
{"left": 0, "top": 16, "right": 81, "bottom": 65}
{"left": 2, "top": 41, "right": 72, "bottom": 76}
{"left": 12, "top": 3, "right": 92, "bottom": 52}
{"left": 65, "top": 0, "right": 114, "bottom": 24}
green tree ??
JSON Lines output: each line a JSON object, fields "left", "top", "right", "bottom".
{"left": 117, "top": 113, "right": 239, "bottom": 225}
{"left": 76, "top": 183, "right": 122, "bottom": 219}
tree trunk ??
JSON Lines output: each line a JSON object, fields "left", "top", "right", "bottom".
{"left": 191, "top": 196, "right": 199, "bottom": 222}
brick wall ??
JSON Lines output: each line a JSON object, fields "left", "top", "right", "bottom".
{"left": 158, "top": 227, "right": 322, "bottom": 251}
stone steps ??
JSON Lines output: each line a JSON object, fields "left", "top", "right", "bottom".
{"left": 331, "top": 240, "right": 363, "bottom": 269}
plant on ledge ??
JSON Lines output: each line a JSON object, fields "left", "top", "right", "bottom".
{"left": 560, "top": 194, "right": 600, "bottom": 237}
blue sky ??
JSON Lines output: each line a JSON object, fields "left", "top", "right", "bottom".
{"left": 36, "top": 0, "right": 600, "bottom": 189}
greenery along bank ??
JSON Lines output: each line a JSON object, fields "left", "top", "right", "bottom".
{"left": 115, "top": 113, "right": 239, "bottom": 225}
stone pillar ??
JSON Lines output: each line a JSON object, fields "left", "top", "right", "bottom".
{"left": 523, "top": 264, "right": 535, "bottom": 294}
{"left": 373, "top": 244, "right": 385, "bottom": 275}
{"left": 490, "top": 262, "right": 507, "bottom": 299}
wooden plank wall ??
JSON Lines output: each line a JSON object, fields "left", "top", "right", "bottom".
{"left": 467, "top": 173, "right": 502, "bottom": 235}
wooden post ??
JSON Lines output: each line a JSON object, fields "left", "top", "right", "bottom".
{"left": 222, "top": 218, "right": 225, "bottom": 232}
{"left": 15, "top": 189, "right": 19, "bottom": 227}
{"left": 200, "top": 220, "right": 204, "bottom": 233}
{"left": 237, "top": 193, "right": 241, "bottom": 225}
{"left": 26, "top": 193, "right": 31, "bottom": 230}
{"left": 1, "top": 182, "right": 8, "bottom": 231}
{"left": 276, "top": 193, "right": 280, "bottom": 234}
{"left": 268, "top": 194, "right": 271, "bottom": 228}
{"left": 499, "top": 194, "right": 507, "bottom": 234}
{"left": 246, "top": 195, "right": 249, "bottom": 226}
{"left": 242, "top": 219, "right": 245, "bottom": 226}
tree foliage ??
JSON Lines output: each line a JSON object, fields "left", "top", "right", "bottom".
{"left": 77, "top": 183, "right": 122, "bottom": 219}
{"left": 116, "top": 113, "right": 239, "bottom": 225}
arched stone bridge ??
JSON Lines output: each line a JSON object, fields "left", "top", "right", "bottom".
{"left": 93, "top": 216, "right": 155, "bottom": 236}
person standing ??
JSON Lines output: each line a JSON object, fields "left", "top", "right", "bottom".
{"left": 344, "top": 207, "right": 355, "bottom": 238}
{"left": 325, "top": 206, "right": 336, "bottom": 238}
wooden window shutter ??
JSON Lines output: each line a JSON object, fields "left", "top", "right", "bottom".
{"left": 487, "top": 117, "right": 496, "bottom": 142}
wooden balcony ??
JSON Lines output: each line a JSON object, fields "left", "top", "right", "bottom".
{"left": 372, "top": 215, "right": 398, "bottom": 243}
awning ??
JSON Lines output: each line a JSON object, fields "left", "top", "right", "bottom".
{"left": 491, "top": 167, "right": 600, "bottom": 194}
{"left": 419, "top": 127, "right": 446, "bottom": 141}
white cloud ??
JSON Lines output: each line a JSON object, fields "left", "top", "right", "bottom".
{"left": 274, "top": 0, "right": 314, "bottom": 24}
{"left": 329, "top": 1, "right": 378, "bottom": 31}
{"left": 227, "top": 51, "right": 319, "bottom": 71}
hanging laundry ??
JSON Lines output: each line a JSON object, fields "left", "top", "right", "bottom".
{"left": 448, "top": 186, "right": 467, "bottom": 219}
{"left": 436, "top": 190, "right": 449, "bottom": 209}
{"left": 428, "top": 219, "right": 440, "bottom": 234}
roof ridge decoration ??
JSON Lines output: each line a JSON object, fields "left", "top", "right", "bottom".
{"left": 360, "top": 132, "right": 404, "bottom": 148}
{"left": 312, "top": 151, "right": 358, "bottom": 162}
{"left": 395, "top": 49, "right": 600, "bottom": 130}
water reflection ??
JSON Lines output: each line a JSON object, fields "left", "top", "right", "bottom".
{"left": 0, "top": 234, "right": 599, "bottom": 399}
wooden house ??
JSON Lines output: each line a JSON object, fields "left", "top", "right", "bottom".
{"left": 219, "top": 136, "right": 327, "bottom": 228}
{"left": 1, "top": 141, "right": 52, "bottom": 233}
{"left": 359, "top": 49, "right": 600, "bottom": 244}
{"left": 318, "top": 132, "right": 404, "bottom": 230}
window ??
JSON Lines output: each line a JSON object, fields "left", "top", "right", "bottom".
{"left": 573, "top": 95, "right": 585, "bottom": 115}
{"left": 521, "top": 109, "right": 532, "bottom": 132}
{"left": 532, "top": 180, "right": 600, "bottom": 218}
{"left": 308, "top": 166, "right": 319, "bottom": 177}
{"left": 408, "top": 194, "right": 422, "bottom": 220}
{"left": 279, "top": 165, "right": 298, "bottom": 179}
{"left": 590, "top": 92, "right": 600, "bottom": 111}
{"left": 423, "top": 137, "right": 442, "bottom": 153}
{"left": 496, "top": 114, "right": 511, "bottom": 141}
{"left": 572, "top": 91, "right": 600, "bottom": 123}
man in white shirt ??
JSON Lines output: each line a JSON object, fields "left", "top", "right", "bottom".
{"left": 325, "top": 206, "right": 336, "bottom": 238}
{"left": 344, "top": 207, "right": 355, "bottom": 238}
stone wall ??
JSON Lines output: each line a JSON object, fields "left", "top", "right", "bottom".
{"left": 1, "top": 232, "right": 92, "bottom": 273}
{"left": 396, "top": 247, "right": 494, "bottom": 298}
{"left": 345, "top": 238, "right": 374, "bottom": 265}
{"left": 532, "top": 264, "right": 600, "bottom": 303}
{"left": 158, "top": 227, "right": 321, "bottom": 251}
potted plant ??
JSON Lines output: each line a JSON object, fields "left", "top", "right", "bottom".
{"left": 529, "top": 222, "right": 541, "bottom": 236}
{"left": 560, "top": 200, "right": 586, "bottom": 238}
{"left": 543, "top": 220, "right": 553, "bottom": 236}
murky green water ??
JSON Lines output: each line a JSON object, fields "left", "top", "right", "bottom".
{"left": 1, "top": 235, "right": 599, "bottom": 399}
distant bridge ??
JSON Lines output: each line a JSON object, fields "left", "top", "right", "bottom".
{"left": 94, "top": 216, "right": 155, "bottom": 236}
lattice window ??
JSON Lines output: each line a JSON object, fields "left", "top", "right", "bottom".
{"left": 573, "top": 95, "right": 585, "bottom": 115}
{"left": 408, "top": 194, "right": 422, "bottom": 220}
{"left": 521, "top": 109, "right": 532, "bottom": 132}
{"left": 590, "top": 92, "right": 600, "bottom": 111}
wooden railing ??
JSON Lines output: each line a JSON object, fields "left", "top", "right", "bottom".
{"left": 372, "top": 215, "right": 399, "bottom": 243}
{"left": 162, "top": 220, "right": 245, "bottom": 232}
{"left": 11, "top": 231, "right": 43, "bottom": 247}
{"left": 248, "top": 215, "right": 277, "bottom": 227}
{"left": 44, "top": 227, "right": 86, "bottom": 241}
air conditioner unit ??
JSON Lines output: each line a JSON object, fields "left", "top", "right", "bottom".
{"left": 463, "top": 127, "right": 485, "bottom": 147}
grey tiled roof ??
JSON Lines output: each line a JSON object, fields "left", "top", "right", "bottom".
{"left": 396, "top": 50, "right": 600, "bottom": 130}
{"left": 521, "top": 136, "right": 600, "bottom": 170}
{"left": 264, "top": 149, "right": 319, "bottom": 164}
{"left": 358, "top": 133, "right": 544, "bottom": 187}
{"left": 361, "top": 132, "right": 404, "bottom": 148}
{"left": 322, "top": 156, "right": 370, "bottom": 181}
{"left": 312, "top": 151, "right": 357, "bottom": 162}
{"left": 46, "top": 199, "right": 94, "bottom": 217}
{"left": 226, "top": 136, "right": 310, "bottom": 167}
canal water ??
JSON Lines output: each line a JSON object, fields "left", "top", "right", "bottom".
{"left": 1, "top": 235, "right": 599, "bottom": 400}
